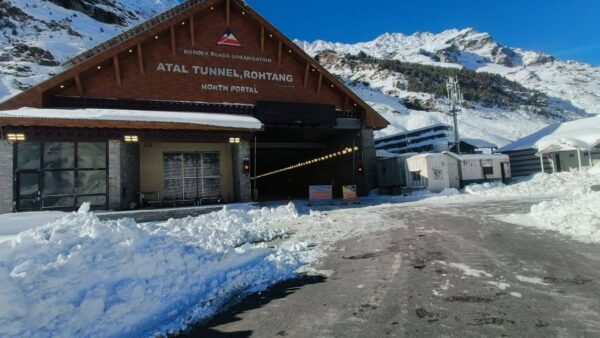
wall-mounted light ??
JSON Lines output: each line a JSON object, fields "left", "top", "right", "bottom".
{"left": 7, "top": 133, "right": 26, "bottom": 142}
{"left": 242, "top": 11, "right": 246, "bottom": 15}
{"left": 128, "top": 49, "right": 133, "bottom": 53}
{"left": 229, "top": 137, "right": 241, "bottom": 144}
{"left": 60, "top": 85, "right": 65, "bottom": 89}
{"left": 210, "top": 6, "right": 214, "bottom": 10}
{"left": 181, "top": 21, "right": 186, "bottom": 25}
{"left": 124, "top": 135, "right": 139, "bottom": 142}
{"left": 155, "top": 35, "right": 159, "bottom": 40}
{"left": 97, "top": 66, "right": 102, "bottom": 70}
{"left": 269, "top": 33, "right": 273, "bottom": 38}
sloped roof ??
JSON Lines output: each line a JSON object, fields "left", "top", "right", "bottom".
{"left": 500, "top": 115, "right": 600, "bottom": 152}
{"left": 0, "top": 0, "right": 388, "bottom": 130}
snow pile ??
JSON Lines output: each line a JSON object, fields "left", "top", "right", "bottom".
{"left": 465, "top": 166, "right": 600, "bottom": 198}
{"left": 0, "top": 203, "right": 308, "bottom": 337}
{"left": 522, "top": 192, "right": 600, "bottom": 243}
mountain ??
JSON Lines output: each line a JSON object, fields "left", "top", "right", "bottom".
{"left": 298, "top": 29, "right": 600, "bottom": 145}
{"left": 0, "top": 1, "right": 598, "bottom": 146}
{"left": 0, "top": 0, "right": 180, "bottom": 100}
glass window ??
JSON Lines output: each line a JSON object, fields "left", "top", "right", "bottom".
{"left": 19, "top": 173, "right": 39, "bottom": 196}
{"left": 78, "top": 143, "right": 106, "bottom": 169}
{"left": 17, "top": 142, "right": 41, "bottom": 170}
{"left": 43, "top": 171, "right": 74, "bottom": 195}
{"left": 44, "top": 142, "right": 74, "bottom": 169}
{"left": 483, "top": 166, "right": 494, "bottom": 175}
{"left": 432, "top": 168, "right": 443, "bottom": 180}
{"left": 78, "top": 170, "right": 107, "bottom": 194}
{"left": 411, "top": 171, "right": 422, "bottom": 182}
{"left": 77, "top": 195, "right": 106, "bottom": 207}
{"left": 202, "top": 153, "right": 220, "bottom": 177}
{"left": 43, "top": 196, "right": 75, "bottom": 209}
{"left": 202, "top": 178, "right": 221, "bottom": 198}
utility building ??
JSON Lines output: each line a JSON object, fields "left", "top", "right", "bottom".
{"left": 0, "top": 0, "right": 388, "bottom": 213}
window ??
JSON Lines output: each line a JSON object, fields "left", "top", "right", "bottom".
{"left": 163, "top": 152, "right": 221, "bottom": 201}
{"left": 432, "top": 168, "right": 443, "bottom": 180}
{"left": 483, "top": 166, "right": 494, "bottom": 176}
{"left": 15, "top": 141, "right": 108, "bottom": 211}
{"left": 411, "top": 171, "right": 422, "bottom": 182}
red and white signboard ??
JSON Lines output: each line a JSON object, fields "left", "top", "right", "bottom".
{"left": 342, "top": 185, "right": 358, "bottom": 203}
{"left": 217, "top": 29, "right": 242, "bottom": 47}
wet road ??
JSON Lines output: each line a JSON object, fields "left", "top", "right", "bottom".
{"left": 184, "top": 200, "right": 600, "bottom": 337}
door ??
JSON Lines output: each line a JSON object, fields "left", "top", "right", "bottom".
{"left": 14, "top": 141, "right": 108, "bottom": 211}
{"left": 447, "top": 161, "right": 460, "bottom": 189}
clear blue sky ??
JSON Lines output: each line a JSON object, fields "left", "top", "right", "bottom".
{"left": 246, "top": 0, "right": 600, "bottom": 66}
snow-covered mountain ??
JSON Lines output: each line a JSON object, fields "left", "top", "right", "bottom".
{"left": 0, "top": 0, "right": 180, "bottom": 100}
{"left": 1, "top": 0, "right": 598, "bottom": 147}
{"left": 294, "top": 29, "right": 600, "bottom": 145}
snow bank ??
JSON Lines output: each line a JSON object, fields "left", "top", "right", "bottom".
{"left": 0, "top": 203, "right": 307, "bottom": 337}
{"left": 505, "top": 192, "right": 600, "bottom": 243}
{"left": 465, "top": 165, "right": 600, "bottom": 198}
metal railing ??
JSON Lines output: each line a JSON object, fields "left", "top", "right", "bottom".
{"left": 63, "top": 0, "right": 207, "bottom": 68}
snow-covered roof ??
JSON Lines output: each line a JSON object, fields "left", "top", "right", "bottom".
{"left": 0, "top": 107, "right": 263, "bottom": 130}
{"left": 444, "top": 152, "right": 509, "bottom": 161}
{"left": 461, "top": 138, "right": 498, "bottom": 149}
{"left": 499, "top": 115, "right": 600, "bottom": 153}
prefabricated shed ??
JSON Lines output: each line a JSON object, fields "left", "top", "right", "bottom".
{"left": 405, "top": 153, "right": 451, "bottom": 193}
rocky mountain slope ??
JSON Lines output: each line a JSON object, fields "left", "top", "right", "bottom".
{"left": 0, "top": 1, "right": 598, "bottom": 146}
{"left": 0, "top": 0, "right": 179, "bottom": 100}
{"left": 297, "top": 29, "right": 600, "bottom": 145}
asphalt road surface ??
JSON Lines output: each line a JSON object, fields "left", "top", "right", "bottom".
{"left": 184, "top": 200, "right": 600, "bottom": 337}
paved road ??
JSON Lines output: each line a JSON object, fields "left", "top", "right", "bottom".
{"left": 184, "top": 200, "right": 600, "bottom": 337}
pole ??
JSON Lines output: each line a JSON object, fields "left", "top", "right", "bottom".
{"left": 352, "top": 138, "right": 356, "bottom": 185}
{"left": 590, "top": 150, "right": 593, "bottom": 167}
{"left": 540, "top": 154, "right": 545, "bottom": 173}
{"left": 253, "top": 135, "right": 257, "bottom": 201}
{"left": 577, "top": 149, "right": 582, "bottom": 171}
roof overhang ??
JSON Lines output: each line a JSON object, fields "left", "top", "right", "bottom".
{"left": 0, "top": 108, "right": 263, "bottom": 132}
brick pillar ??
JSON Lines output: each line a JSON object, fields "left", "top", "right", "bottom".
{"left": 0, "top": 141, "right": 14, "bottom": 214}
{"left": 108, "top": 141, "right": 140, "bottom": 210}
{"left": 232, "top": 143, "right": 252, "bottom": 202}
{"left": 360, "top": 127, "right": 377, "bottom": 196}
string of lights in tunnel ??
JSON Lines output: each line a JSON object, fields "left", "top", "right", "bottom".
{"left": 252, "top": 146, "right": 360, "bottom": 180}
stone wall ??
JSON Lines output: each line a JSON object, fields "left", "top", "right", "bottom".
{"left": 108, "top": 140, "right": 140, "bottom": 210}
{"left": 0, "top": 141, "right": 14, "bottom": 213}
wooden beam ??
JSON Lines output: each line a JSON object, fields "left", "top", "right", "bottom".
{"left": 260, "top": 25, "right": 265, "bottom": 53}
{"left": 303, "top": 63, "right": 310, "bottom": 88}
{"left": 74, "top": 74, "right": 83, "bottom": 97}
{"left": 170, "top": 26, "right": 176, "bottom": 55}
{"left": 277, "top": 40, "right": 283, "bottom": 65}
{"left": 317, "top": 72, "right": 323, "bottom": 96}
{"left": 137, "top": 43, "right": 145, "bottom": 76}
{"left": 113, "top": 56, "right": 121, "bottom": 88}
{"left": 226, "top": 0, "right": 231, "bottom": 26}
{"left": 190, "top": 16, "right": 196, "bottom": 48}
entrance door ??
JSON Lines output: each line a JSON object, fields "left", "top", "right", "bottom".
{"left": 14, "top": 141, "right": 108, "bottom": 211}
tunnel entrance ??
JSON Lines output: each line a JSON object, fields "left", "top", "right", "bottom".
{"left": 252, "top": 126, "right": 364, "bottom": 201}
